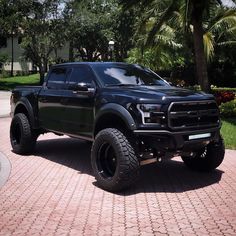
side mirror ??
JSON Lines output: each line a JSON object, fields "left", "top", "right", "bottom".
{"left": 75, "top": 82, "right": 90, "bottom": 91}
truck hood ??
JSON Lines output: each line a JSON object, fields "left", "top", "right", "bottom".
{"left": 101, "top": 86, "right": 214, "bottom": 104}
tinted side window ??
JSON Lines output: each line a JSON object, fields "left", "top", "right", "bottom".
{"left": 47, "top": 67, "right": 67, "bottom": 89}
{"left": 69, "top": 66, "right": 93, "bottom": 84}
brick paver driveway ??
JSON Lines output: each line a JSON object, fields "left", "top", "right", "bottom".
{"left": 0, "top": 117, "right": 236, "bottom": 235}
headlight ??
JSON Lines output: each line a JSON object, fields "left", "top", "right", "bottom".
{"left": 137, "top": 104, "right": 163, "bottom": 124}
{"left": 138, "top": 104, "right": 162, "bottom": 112}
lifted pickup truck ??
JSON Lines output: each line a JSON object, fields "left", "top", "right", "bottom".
{"left": 10, "top": 62, "right": 225, "bottom": 192}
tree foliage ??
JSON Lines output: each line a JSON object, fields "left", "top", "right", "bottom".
{"left": 63, "top": 0, "right": 115, "bottom": 61}
{"left": 0, "top": 0, "right": 29, "bottom": 75}
{"left": 121, "top": 0, "right": 236, "bottom": 91}
{"left": 63, "top": 0, "right": 136, "bottom": 62}
{"left": 20, "top": 0, "right": 66, "bottom": 84}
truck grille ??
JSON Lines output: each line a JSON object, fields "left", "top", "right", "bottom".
{"left": 168, "top": 101, "right": 219, "bottom": 130}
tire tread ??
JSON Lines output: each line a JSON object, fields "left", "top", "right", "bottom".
{"left": 10, "top": 113, "right": 37, "bottom": 154}
{"left": 91, "top": 128, "right": 139, "bottom": 192}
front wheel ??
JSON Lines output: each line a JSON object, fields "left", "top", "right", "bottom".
{"left": 10, "top": 113, "right": 38, "bottom": 154}
{"left": 91, "top": 128, "right": 140, "bottom": 192}
{"left": 181, "top": 136, "right": 225, "bottom": 172}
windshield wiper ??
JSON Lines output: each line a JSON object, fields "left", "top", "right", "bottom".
{"left": 146, "top": 83, "right": 166, "bottom": 86}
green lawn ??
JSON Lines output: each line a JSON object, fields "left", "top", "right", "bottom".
{"left": 0, "top": 74, "right": 40, "bottom": 91}
{"left": 221, "top": 118, "right": 236, "bottom": 149}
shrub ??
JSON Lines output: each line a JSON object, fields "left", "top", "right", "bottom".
{"left": 15, "top": 71, "right": 30, "bottom": 76}
{"left": 0, "top": 70, "right": 11, "bottom": 78}
{"left": 219, "top": 100, "right": 236, "bottom": 118}
{"left": 212, "top": 87, "right": 236, "bottom": 92}
{"left": 214, "top": 91, "right": 235, "bottom": 105}
{"left": 0, "top": 53, "right": 8, "bottom": 67}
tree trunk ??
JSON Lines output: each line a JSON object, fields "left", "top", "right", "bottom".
{"left": 10, "top": 30, "right": 14, "bottom": 77}
{"left": 44, "top": 58, "right": 48, "bottom": 73}
{"left": 192, "top": 2, "right": 210, "bottom": 92}
{"left": 87, "top": 49, "right": 94, "bottom": 61}
{"left": 69, "top": 42, "right": 74, "bottom": 61}
{"left": 39, "top": 65, "right": 45, "bottom": 85}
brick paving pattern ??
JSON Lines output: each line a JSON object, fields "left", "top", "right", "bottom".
{"left": 0, "top": 117, "right": 236, "bottom": 235}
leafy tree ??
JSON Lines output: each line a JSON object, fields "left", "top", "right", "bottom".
{"left": 21, "top": 0, "right": 66, "bottom": 84}
{"left": 0, "top": 0, "right": 28, "bottom": 76}
{"left": 63, "top": 0, "right": 116, "bottom": 61}
{"left": 0, "top": 53, "right": 8, "bottom": 70}
{"left": 113, "top": 8, "right": 136, "bottom": 61}
{"left": 63, "top": 0, "right": 136, "bottom": 62}
{"left": 0, "top": 0, "right": 66, "bottom": 82}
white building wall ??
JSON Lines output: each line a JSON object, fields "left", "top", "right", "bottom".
{"left": 0, "top": 37, "right": 33, "bottom": 71}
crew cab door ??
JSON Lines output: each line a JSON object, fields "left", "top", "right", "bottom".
{"left": 63, "top": 65, "right": 96, "bottom": 139}
{"left": 38, "top": 66, "right": 71, "bottom": 132}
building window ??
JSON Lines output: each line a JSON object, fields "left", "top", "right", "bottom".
{"left": 0, "top": 36, "right": 7, "bottom": 48}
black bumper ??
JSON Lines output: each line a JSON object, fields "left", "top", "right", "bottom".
{"left": 133, "top": 127, "right": 220, "bottom": 151}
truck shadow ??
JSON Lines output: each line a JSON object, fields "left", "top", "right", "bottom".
{"left": 131, "top": 162, "right": 223, "bottom": 195}
{"left": 35, "top": 137, "right": 223, "bottom": 195}
{"left": 35, "top": 137, "right": 94, "bottom": 176}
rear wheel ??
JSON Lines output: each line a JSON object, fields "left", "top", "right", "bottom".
{"left": 181, "top": 136, "right": 225, "bottom": 171}
{"left": 91, "top": 128, "right": 139, "bottom": 192}
{"left": 10, "top": 113, "right": 38, "bottom": 154}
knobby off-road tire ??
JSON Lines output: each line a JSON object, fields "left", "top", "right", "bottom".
{"left": 91, "top": 128, "right": 140, "bottom": 192}
{"left": 10, "top": 113, "right": 38, "bottom": 155}
{"left": 181, "top": 136, "right": 225, "bottom": 172}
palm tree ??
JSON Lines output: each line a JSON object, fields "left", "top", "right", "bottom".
{"left": 203, "top": 8, "right": 236, "bottom": 61}
{"left": 122, "top": 0, "right": 236, "bottom": 92}
{"left": 127, "top": 22, "right": 183, "bottom": 71}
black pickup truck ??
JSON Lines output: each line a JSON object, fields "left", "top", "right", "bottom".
{"left": 10, "top": 62, "right": 225, "bottom": 192}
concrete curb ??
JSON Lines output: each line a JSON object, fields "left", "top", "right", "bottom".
{"left": 0, "top": 114, "right": 10, "bottom": 118}
{"left": 0, "top": 152, "right": 11, "bottom": 188}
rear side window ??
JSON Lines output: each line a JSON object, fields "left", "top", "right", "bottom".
{"left": 69, "top": 66, "right": 94, "bottom": 84}
{"left": 47, "top": 67, "right": 68, "bottom": 89}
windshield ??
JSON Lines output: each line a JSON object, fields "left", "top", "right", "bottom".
{"left": 92, "top": 64, "right": 170, "bottom": 87}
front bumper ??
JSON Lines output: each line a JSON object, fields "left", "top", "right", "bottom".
{"left": 133, "top": 127, "right": 220, "bottom": 151}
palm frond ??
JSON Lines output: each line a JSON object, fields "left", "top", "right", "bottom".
{"left": 203, "top": 31, "right": 215, "bottom": 62}
{"left": 153, "top": 25, "right": 182, "bottom": 49}
{"left": 208, "top": 8, "right": 236, "bottom": 33}
{"left": 205, "top": 7, "right": 236, "bottom": 51}
{"left": 217, "top": 40, "right": 236, "bottom": 45}
{"left": 145, "top": 0, "right": 178, "bottom": 46}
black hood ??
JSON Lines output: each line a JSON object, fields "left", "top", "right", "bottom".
{"left": 100, "top": 85, "right": 214, "bottom": 104}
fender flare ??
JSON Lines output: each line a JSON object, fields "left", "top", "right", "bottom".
{"left": 95, "top": 103, "right": 137, "bottom": 132}
{"left": 14, "top": 98, "right": 37, "bottom": 128}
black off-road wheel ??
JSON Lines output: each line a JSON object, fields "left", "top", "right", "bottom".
{"left": 10, "top": 113, "right": 38, "bottom": 155}
{"left": 91, "top": 128, "right": 140, "bottom": 192}
{"left": 181, "top": 137, "right": 225, "bottom": 172}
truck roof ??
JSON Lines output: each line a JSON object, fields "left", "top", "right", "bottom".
{"left": 53, "top": 62, "right": 129, "bottom": 68}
